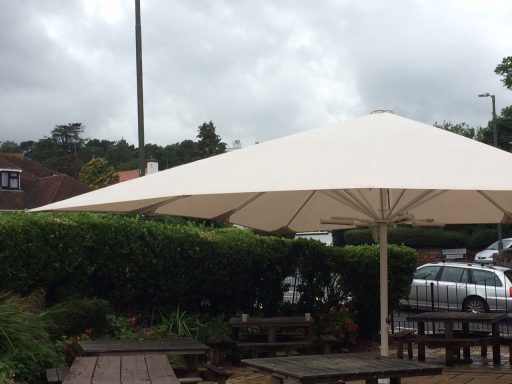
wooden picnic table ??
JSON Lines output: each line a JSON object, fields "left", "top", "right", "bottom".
{"left": 228, "top": 316, "right": 314, "bottom": 362}
{"left": 79, "top": 337, "right": 210, "bottom": 374}
{"left": 63, "top": 354, "right": 178, "bottom": 384}
{"left": 243, "top": 352, "right": 443, "bottom": 384}
{"left": 406, "top": 311, "right": 506, "bottom": 365}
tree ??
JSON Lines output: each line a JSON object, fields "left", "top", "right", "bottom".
{"left": 434, "top": 121, "right": 479, "bottom": 139}
{"left": 106, "top": 139, "right": 137, "bottom": 171}
{"left": 196, "top": 121, "right": 226, "bottom": 160}
{"left": 79, "top": 157, "right": 119, "bottom": 189}
{"left": 0, "top": 141, "right": 21, "bottom": 153}
{"left": 50, "top": 123, "right": 85, "bottom": 155}
{"left": 20, "top": 140, "right": 35, "bottom": 157}
{"left": 495, "top": 56, "right": 512, "bottom": 90}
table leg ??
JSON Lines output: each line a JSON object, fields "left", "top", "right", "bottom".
{"left": 417, "top": 321, "right": 425, "bottom": 362}
{"left": 492, "top": 322, "right": 501, "bottom": 365}
{"left": 462, "top": 322, "right": 470, "bottom": 361}
{"left": 184, "top": 355, "right": 198, "bottom": 375}
{"left": 268, "top": 326, "right": 276, "bottom": 343}
{"left": 271, "top": 375, "right": 283, "bottom": 384}
{"left": 444, "top": 321, "right": 454, "bottom": 366}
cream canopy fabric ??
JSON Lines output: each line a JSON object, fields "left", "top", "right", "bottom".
{"left": 33, "top": 111, "right": 512, "bottom": 229}
{"left": 32, "top": 111, "right": 512, "bottom": 356}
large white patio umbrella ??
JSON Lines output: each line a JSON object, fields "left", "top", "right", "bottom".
{"left": 32, "top": 111, "right": 512, "bottom": 356}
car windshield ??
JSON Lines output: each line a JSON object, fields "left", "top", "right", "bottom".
{"left": 486, "top": 239, "right": 512, "bottom": 250}
{"left": 505, "top": 270, "right": 512, "bottom": 284}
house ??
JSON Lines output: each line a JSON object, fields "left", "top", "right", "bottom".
{"left": 116, "top": 161, "right": 159, "bottom": 182}
{"left": 0, "top": 153, "right": 90, "bottom": 210}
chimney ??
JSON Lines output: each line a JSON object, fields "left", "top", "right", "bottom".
{"left": 147, "top": 161, "right": 159, "bottom": 174}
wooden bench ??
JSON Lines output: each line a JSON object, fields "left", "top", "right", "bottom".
{"left": 62, "top": 355, "right": 179, "bottom": 384}
{"left": 232, "top": 340, "right": 314, "bottom": 364}
{"left": 46, "top": 367, "right": 69, "bottom": 384}
{"left": 390, "top": 329, "right": 415, "bottom": 359}
{"left": 415, "top": 335, "right": 492, "bottom": 365}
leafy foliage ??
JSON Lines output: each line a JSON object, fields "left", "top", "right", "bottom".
{"left": 155, "top": 306, "right": 205, "bottom": 338}
{"left": 79, "top": 157, "right": 119, "bottom": 189}
{"left": 495, "top": 56, "right": 512, "bottom": 90}
{"left": 0, "top": 292, "right": 63, "bottom": 383}
{"left": 316, "top": 306, "right": 359, "bottom": 345}
{"left": 196, "top": 121, "right": 226, "bottom": 159}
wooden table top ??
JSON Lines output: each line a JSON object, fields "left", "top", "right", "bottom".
{"left": 79, "top": 337, "right": 210, "bottom": 356}
{"left": 63, "top": 355, "right": 178, "bottom": 384}
{"left": 228, "top": 316, "right": 313, "bottom": 327}
{"left": 406, "top": 312, "right": 506, "bottom": 323}
{"left": 242, "top": 353, "right": 443, "bottom": 382}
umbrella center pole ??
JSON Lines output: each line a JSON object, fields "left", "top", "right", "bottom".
{"left": 379, "top": 221, "right": 389, "bottom": 357}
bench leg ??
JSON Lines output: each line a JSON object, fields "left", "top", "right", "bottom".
{"left": 481, "top": 345, "right": 488, "bottom": 358}
{"left": 445, "top": 346, "right": 454, "bottom": 366}
{"left": 407, "top": 341, "right": 413, "bottom": 359}
{"left": 396, "top": 342, "right": 404, "bottom": 359}
{"left": 509, "top": 344, "right": 512, "bottom": 364}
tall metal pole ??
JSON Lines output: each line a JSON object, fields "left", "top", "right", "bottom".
{"left": 479, "top": 93, "right": 502, "bottom": 250}
{"left": 135, "top": 0, "right": 145, "bottom": 176}
{"left": 491, "top": 95, "right": 504, "bottom": 250}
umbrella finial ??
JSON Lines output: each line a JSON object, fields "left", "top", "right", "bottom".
{"left": 371, "top": 109, "right": 394, "bottom": 114}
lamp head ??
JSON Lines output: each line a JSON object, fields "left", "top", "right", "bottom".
{"left": 478, "top": 93, "right": 490, "bottom": 97}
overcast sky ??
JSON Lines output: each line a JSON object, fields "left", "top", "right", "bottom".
{"left": 1, "top": 0, "right": 511, "bottom": 148}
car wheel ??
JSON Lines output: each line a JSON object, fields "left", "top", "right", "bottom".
{"left": 463, "top": 296, "right": 490, "bottom": 313}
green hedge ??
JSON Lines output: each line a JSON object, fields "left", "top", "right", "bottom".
{"left": 293, "top": 241, "right": 417, "bottom": 336}
{"left": 0, "top": 212, "right": 417, "bottom": 338}
{"left": 339, "top": 226, "right": 498, "bottom": 249}
{"left": 0, "top": 212, "right": 294, "bottom": 315}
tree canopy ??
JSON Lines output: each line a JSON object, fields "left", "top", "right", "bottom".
{"left": 79, "top": 157, "right": 119, "bottom": 189}
{"left": 495, "top": 56, "right": 512, "bottom": 90}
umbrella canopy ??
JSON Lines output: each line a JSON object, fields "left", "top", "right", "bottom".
{"left": 32, "top": 111, "right": 512, "bottom": 355}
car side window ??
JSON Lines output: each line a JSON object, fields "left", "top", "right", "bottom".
{"left": 414, "top": 266, "right": 441, "bottom": 280}
{"left": 439, "top": 266, "right": 468, "bottom": 283}
{"left": 471, "top": 270, "right": 503, "bottom": 287}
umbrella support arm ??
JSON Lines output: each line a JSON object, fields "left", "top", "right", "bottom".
{"left": 379, "top": 221, "right": 389, "bottom": 357}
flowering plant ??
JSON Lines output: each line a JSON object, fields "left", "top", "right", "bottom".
{"left": 317, "top": 306, "right": 359, "bottom": 345}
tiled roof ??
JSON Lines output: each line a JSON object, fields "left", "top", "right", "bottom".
{"left": 0, "top": 153, "right": 90, "bottom": 210}
{"left": 117, "top": 169, "right": 140, "bottom": 182}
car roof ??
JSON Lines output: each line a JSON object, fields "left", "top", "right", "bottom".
{"left": 419, "top": 261, "right": 511, "bottom": 272}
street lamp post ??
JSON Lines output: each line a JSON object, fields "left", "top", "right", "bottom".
{"left": 478, "top": 92, "right": 503, "bottom": 250}
{"left": 135, "top": 0, "right": 145, "bottom": 177}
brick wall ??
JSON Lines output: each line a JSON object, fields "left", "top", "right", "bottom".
{"left": 415, "top": 248, "right": 476, "bottom": 266}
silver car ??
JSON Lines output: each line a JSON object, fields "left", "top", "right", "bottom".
{"left": 401, "top": 262, "right": 512, "bottom": 313}
{"left": 474, "top": 238, "right": 512, "bottom": 263}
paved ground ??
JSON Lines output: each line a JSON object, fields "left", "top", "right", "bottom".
{"left": 220, "top": 346, "right": 512, "bottom": 384}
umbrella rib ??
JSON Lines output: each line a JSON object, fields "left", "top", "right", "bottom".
{"left": 280, "top": 190, "right": 316, "bottom": 230}
{"left": 354, "top": 189, "right": 380, "bottom": 218}
{"left": 387, "top": 190, "right": 445, "bottom": 221}
{"left": 388, "top": 189, "right": 406, "bottom": 217}
{"left": 326, "top": 190, "right": 379, "bottom": 220}
{"left": 129, "top": 196, "right": 189, "bottom": 214}
{"left": 210, "top": 192, "right": 266, "bottom": 221}
{"left": 477, "top": 191, "right": 512, "bottom": 218}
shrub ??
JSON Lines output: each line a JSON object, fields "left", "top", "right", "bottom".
{"left": 333, "top": 244, "right": 417, "bottom": 337}
{"left": 0, "top": 292, "right": 63, "bottom": 383}
{"left": 43, "top": 298, "right": 112, "bottom": 339}
{"left": 342, "top": 227, "right": 466, "bottom": 248}
{"left": 316, "top": 306, "right": 359, "bottom": 345}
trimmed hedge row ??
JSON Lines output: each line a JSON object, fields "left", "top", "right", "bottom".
{"left": 0, "top": 212, "right": 294, "bottom": 314}
{"left": 0, "top": 212, "right": 417, "bottom": 336}
{"left": 337, "top": 226, "right": 512, "bottom": 250}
